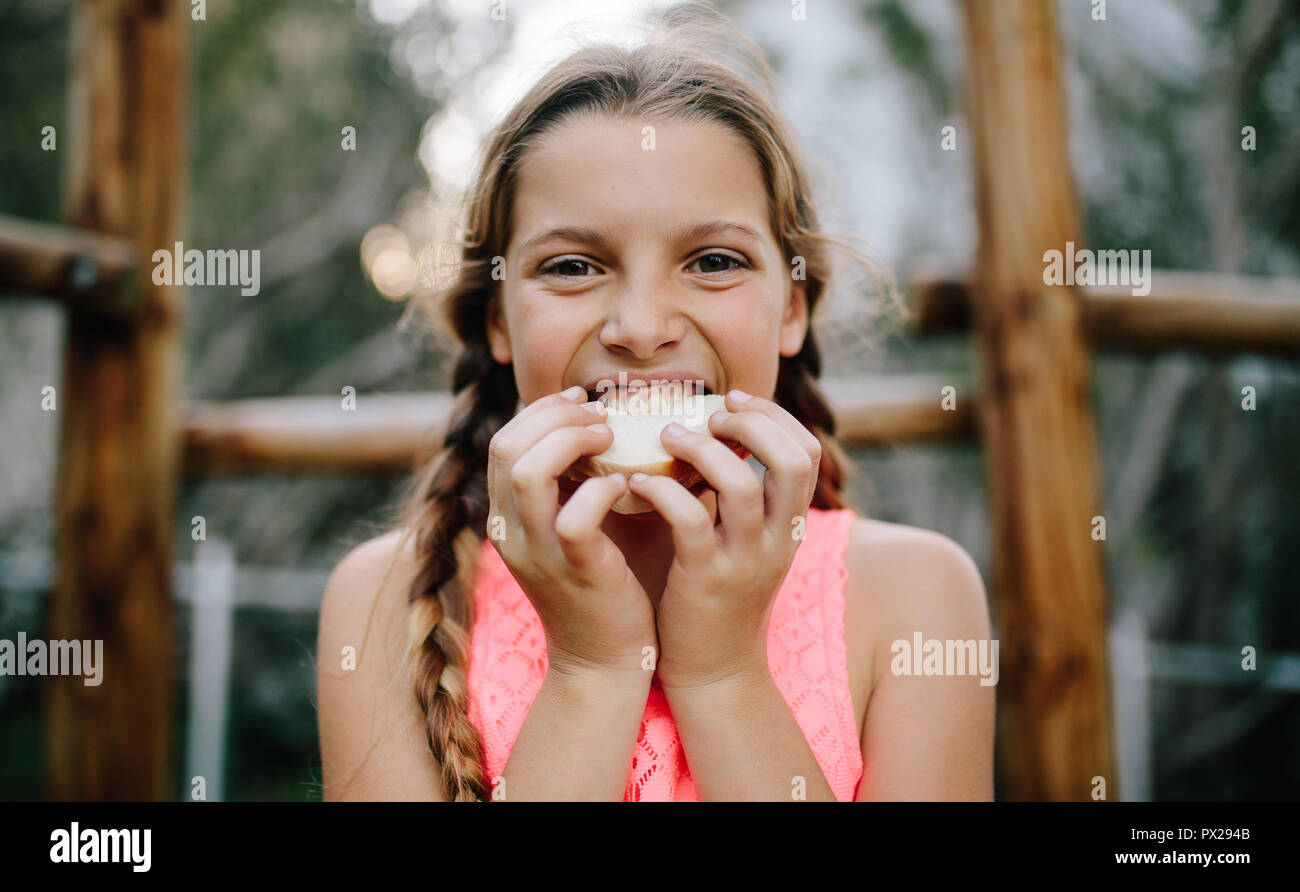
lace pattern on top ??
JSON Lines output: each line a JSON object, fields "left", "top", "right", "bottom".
{"left": 465, "top": 507, "right": 864, "bottom": 801}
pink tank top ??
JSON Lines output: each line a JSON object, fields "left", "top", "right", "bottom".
{"left": 466, "top": 507, "right": 864, "bottom": 801}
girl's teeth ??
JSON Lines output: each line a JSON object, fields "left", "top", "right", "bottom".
{"left": 599, "top": 384, "right": 701, "bottom": 414}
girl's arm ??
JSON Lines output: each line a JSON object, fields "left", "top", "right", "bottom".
{"left": 662, "top": 668, "right": 841, "bottom": 801}
{"left": 498, "top": 663, "right": 652, "bottom": 801}
{"left": 317, "top": 532, "right": 450, "bottom": 801}
{"left": 849, "top": 524, "right": 996, "bottom": 801}
{"left": 317, "top": 530, "right": 654, "bottom": 801}
{"left": 662, "top": 523, "right": 995, "bottom": 802}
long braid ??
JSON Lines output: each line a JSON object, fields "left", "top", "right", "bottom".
{"left": 402, "top": 340, "right": 517, "bottom": 802}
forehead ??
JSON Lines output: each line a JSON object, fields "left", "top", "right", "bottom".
{"left": 510, "top": 114, "right": 775, "bottom": 249}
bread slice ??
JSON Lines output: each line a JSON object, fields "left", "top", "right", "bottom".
{"left": 564, "top": 392, "right": 744, "bottom": 514}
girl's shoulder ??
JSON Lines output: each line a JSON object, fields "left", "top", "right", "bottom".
{"left": 319, "top": 526, "right": 428, "bottom": 676}
{"left": 842, "top": 516, "right": 985, "bottom": 603}
{"left": 321, "top": 528, "right": 421, "bottom": 630}
{"left": 839, "top": 516, "right": 997, "bottom": 798}
{"left": 839, "top": 516, "right": 990, "bottom": 716}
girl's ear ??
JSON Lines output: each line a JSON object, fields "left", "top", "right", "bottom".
{"left": 487, "top": 298, "right": 512, "bottom": 364}
{"left": 778, "top": 280, "right": 809, "bottom": 358}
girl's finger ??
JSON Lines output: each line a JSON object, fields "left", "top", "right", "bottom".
{"left": 707, "top": 409, "right": 816, "bottom": 526}
{"left": 490, "top": 399, "right": 608, "bottom": 473}
{"left": 553, "top": 473, "right": 629, "bottom": 574}
{"left": 498, "top": 386, "right": 588, "bottom": 439}
{"left": 723, "top": 390, "right": 822, "bottom": 466}
{"left": 489, "top": 387, "right": 585, "bottom": 477}
{"left": 488, "top": 388, "right": 584, "bottom": 517}
{"left": 487, "top": 397, "right": 606, "bottom": 522}
{"left": 625, "top": 473, "right": 717, "bottom": 567}
{"left": 659, "top": 426, "right": 764, "bottom": 545}
{"left": 509, "top": 423, "right": 615, "bottom": 545}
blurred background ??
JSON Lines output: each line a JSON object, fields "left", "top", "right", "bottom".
{"left": 1, "top": 0, "right": 1297, "bottom": 801}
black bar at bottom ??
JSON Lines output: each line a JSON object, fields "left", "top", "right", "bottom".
{"left": 1, "top": 801, "right": 1283, "bottom": 878}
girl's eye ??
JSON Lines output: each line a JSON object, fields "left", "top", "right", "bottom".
{"left": 540, "top": 258, "right": 597, "bottom": 278}
{"left": 689, "top": 253, "right": 747, "bottom": 275}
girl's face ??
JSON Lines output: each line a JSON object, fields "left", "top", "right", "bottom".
{"left": 489, "top": 114, "right": 807, "bottom": 406}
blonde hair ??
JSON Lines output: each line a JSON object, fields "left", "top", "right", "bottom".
{"left": 392, "top": 1, "right": 889, "bottom": 801}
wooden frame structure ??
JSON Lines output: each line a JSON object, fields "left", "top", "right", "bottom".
{"left": 2, "top": 0, "right": 1298, "bottom": 801}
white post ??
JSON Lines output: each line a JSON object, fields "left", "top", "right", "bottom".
{"left": 1108, "top": 608, "right": 1151, "bottom": 802}
{"left": 186, "top": 536, "right": 235, "bottom": 801}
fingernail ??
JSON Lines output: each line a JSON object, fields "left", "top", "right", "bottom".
{"left": 711, "top": 409, "right": 731, "bottom": 423}
{"left": 663, "top": 422, "right": 686, "bottom": 438}
{"left": 562, "top": 385, "right": 585, "bottom": 400}
{"left": 581, "top": 400, "right": 606, "bottom": 415}
{"left": 586, "top": 422, "right": 610, "bottom": 433}
{"left": 609, "top": 472, "right": 626, "bottom": 486}
{"left": 728, "top": 389, "right": 751, "bottom": 404}
{"left": 630, "top": 472, "right": 648, "bottom": 484}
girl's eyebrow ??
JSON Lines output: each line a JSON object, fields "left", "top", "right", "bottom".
{"left": 520, "top": 225, "right": 616, "bottom": 257}
{"left": 518, "top": 220, "right": 766, "bottom": 257}
{"left": 671, "top": 220, "right": 766, "bottom": 250}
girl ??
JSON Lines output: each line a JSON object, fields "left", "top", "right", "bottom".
{"left": 317, "top": 6, "right": 994, "bottom": 802}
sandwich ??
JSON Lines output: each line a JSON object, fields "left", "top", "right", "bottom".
{"left": 564, "top": 389, "right": 749, "bottom": 514}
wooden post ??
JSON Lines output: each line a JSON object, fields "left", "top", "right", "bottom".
{"left": 961, "top": 0, "right": 1114, "bottom": 799}
{"left": 47, "top": 0, "right": 187, "bottom": 800}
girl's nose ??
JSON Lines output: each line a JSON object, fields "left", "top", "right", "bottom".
{"left": 598, "top": 285, "right": 686, "bottom": 358}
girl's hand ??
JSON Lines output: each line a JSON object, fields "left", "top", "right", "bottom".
{"left": 487, "top": 386, "right": 658, "bottom": 677}
{"left": 626, "top": 390, "right": 822, "bottom": 691}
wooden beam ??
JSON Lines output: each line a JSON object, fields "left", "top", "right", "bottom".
{"left": 0, "top": 213, "right": 138, "bottom": 320}
{"left": 821, "top": 375, "right": 976, "bottom": 446}
{"left": 47, "top": 0, "right": 187, "bottom": 801}
{"left": 962, "top": 0, "right": 1114, "bottom": 800}
{"left": 180, "top": 377, "right": 975, "bottom": 476}
{"left": 183, "top": 392, "right": 456, "bottom": 475}
{"left": 1084, "top": 271, "right": 1300, "bottom": 355}
{"left": 912, "top": 271, "right": 1300, "bottom": 356}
